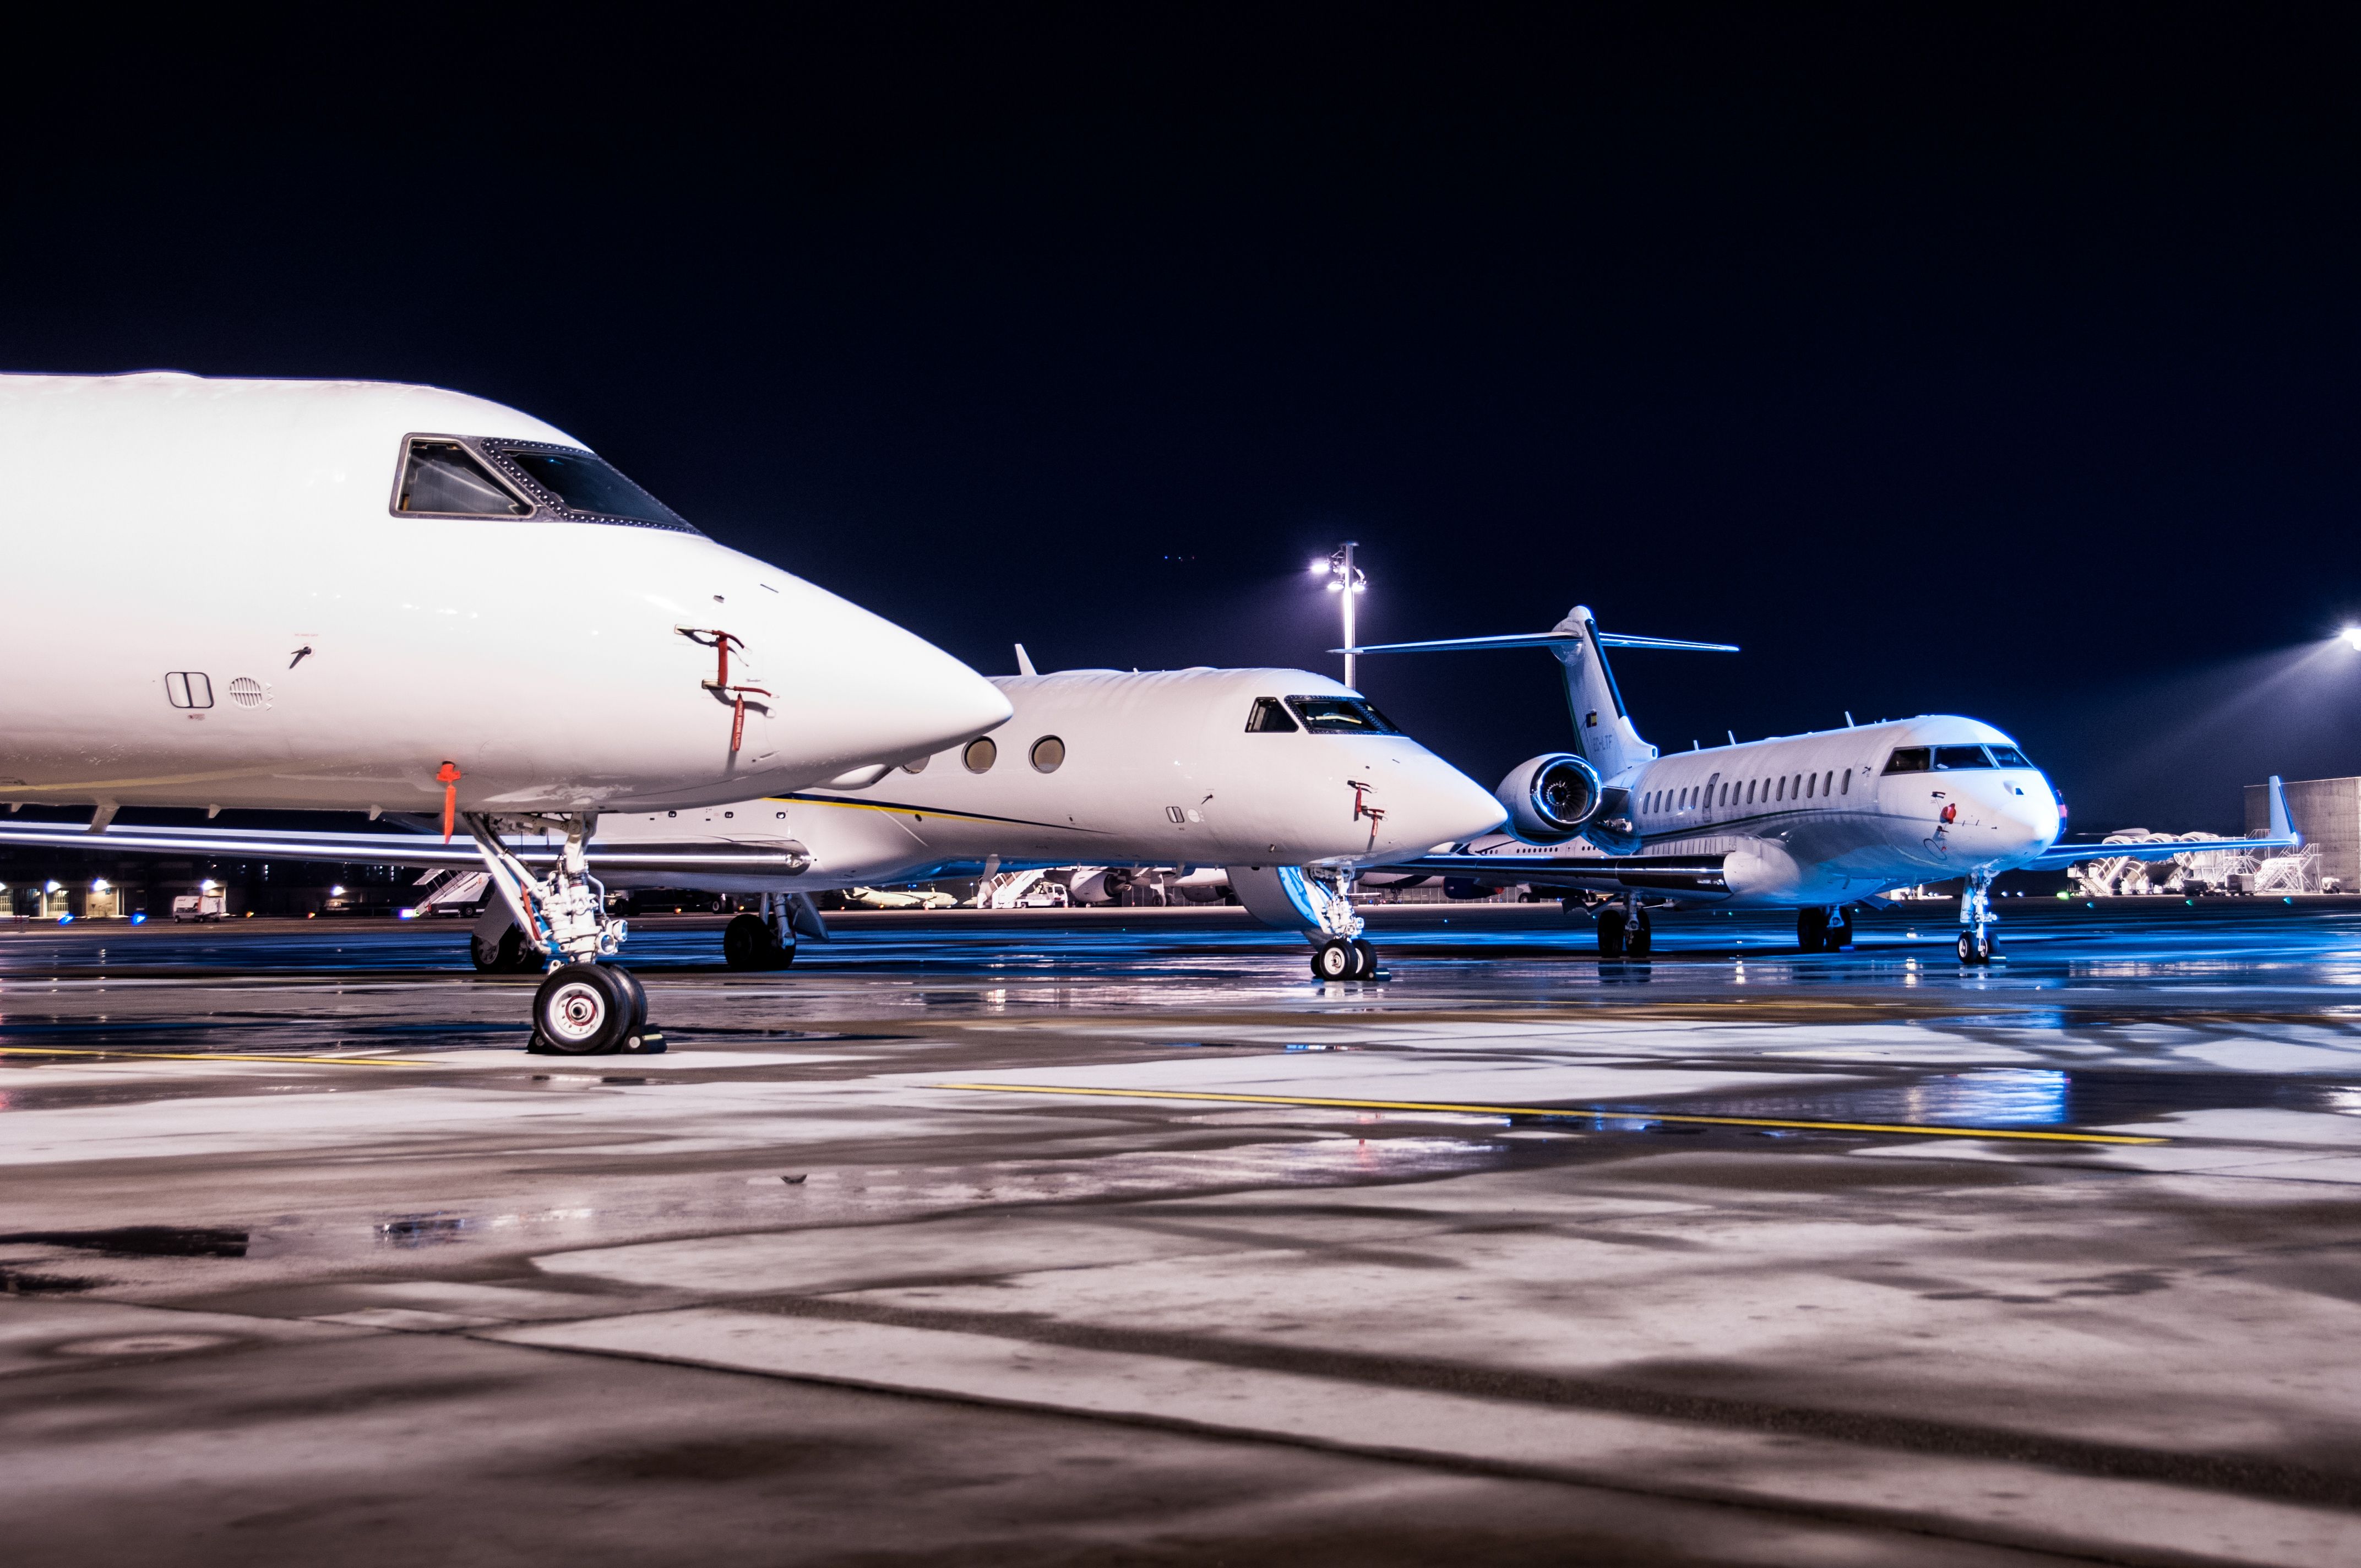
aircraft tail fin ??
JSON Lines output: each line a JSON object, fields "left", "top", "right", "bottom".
{"left": 2268, "top": 775, "right": 2299, "bottom": 845}
{"left": 1348, "top": 607, "right": 1736, "bottom": 779}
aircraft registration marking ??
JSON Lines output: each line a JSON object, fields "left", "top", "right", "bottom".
{"left": 931, "top": 1081, "right": 2170, "bottom": 1145}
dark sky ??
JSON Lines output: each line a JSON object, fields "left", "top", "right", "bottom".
{"left": 9, "top": 7, "right": 2361, "bottom": 832}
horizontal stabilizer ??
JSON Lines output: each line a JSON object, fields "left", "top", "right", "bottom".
{"left": 1341, "top": 631, "right": 1738, "bottom": 655}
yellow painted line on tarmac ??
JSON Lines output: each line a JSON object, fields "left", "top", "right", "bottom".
{"left": 931, "top": 1082, "right": 2170, "bottom": 1145}
{"left": 0, "top": 1044, "right": 437, "bottom": 1068}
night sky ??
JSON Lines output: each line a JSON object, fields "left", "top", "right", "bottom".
{"left": 9, "top": 9, "right": 2361, "bottom": 833}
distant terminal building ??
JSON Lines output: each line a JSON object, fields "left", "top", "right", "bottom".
{"left": 2248, "top": 776, "right": 2361, "bottom": 892}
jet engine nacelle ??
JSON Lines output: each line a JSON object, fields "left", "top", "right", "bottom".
{"left": 1494, "top": 753, "right": 1604, "bottom": 843}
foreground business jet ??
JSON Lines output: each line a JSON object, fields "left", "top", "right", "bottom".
{"left": 0, "top": 372, "right": 1009, "bottom": 1047}
{"left": 3, "top": 666, "right": 1506, "bottom": 988}
{"left": 1359, "top": 607, "right": 2297, "bottom": 963}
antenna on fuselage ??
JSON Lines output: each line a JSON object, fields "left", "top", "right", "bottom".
{"left": 1014, "top": 644, "right": 1037, "bottom": 677}
{"left": 1845, "top": 711, "right": 1855, "bottom": 727}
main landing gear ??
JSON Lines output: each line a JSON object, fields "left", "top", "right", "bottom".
{"left": 723, "top": 892, "right": 817, "bottom": 970}
{"left": 1306, "top": 868, "right": 1385, "bottom": 982}
{"left": 1956, "top": 869, "right": 1999, "bottom": 966}
{"left": 1796, "top": 905, "right": 1856, "bottom": 953}
{"left": 463, "top": 812, "right": 663, "bottom": 1056}
{"left": 1596, "top": 896, "right": 1652, "bottom": 959}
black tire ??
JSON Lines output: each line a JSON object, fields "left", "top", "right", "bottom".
{"left": 1350, "top": 939, "right": 1378, "bottom": 979}
{"left": 723, "top": 913, "right": 775, "bottom": 970}
{"left": 1312, "top": 939, "right": 1357, "bottom": 981}
{"left": 1956, "top": 931, "right": 1993, "bottom": 965}
{"left": 471, "top": 922, "right": 539, "bottom": 973}
{"left": 1825, "top": 912, "right": 1854, "bottom": 951}
{"left": 1597, "top": 907, "right": 1628, "bottom": 959}
{"left": 1625, "top": 914, "right": 1652, "bottom": 959}
{"left": 534, "top": 963, "right": 639, "bottom": 1055}
{"left": 1797, "top": 907, "right": 1830, "bottom": 953}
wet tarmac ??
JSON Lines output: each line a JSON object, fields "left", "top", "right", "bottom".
{"left": 6, "top": 901, "right": 2361, "bottom": 1565}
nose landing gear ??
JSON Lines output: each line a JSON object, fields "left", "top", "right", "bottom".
{"left": 1956, "top": 869, "right": 2000, "bottom": 965}
{"left": 1306, "top": 868, "right": 1385, "bottom": 981}
{"left": 462, "top": 812, "right": 664, "bottom": 1054}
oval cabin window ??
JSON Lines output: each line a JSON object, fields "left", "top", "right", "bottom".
{"left": 1030, "top": 736, "right": 1065, "bottom": 772}
{"left": 962, "top": 737, "right": 998, "bottom": 773}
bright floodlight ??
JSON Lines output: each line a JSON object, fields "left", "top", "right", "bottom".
{"left": 1310, "top": 558, "right": 1327, "bottom": 573}
{"left": 90, "top": 879, "right": 109, "bottom": 893}
{"left": 2341, "top": 627, "right": 2361, "bottom": 650}
{"left": 44, "top": 880, "right": 61, "bottom": 892}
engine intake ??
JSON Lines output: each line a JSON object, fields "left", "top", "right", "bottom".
{"left": 1495, "top": 753, "right": 1603, "bottom": 843}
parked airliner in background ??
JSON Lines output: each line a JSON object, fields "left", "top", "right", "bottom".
{"left": 0, "top": 372, "right": 1009, "bottom": 1049}
{"left": 0, "top": 665, "right": 1506, "bottom": 986}
{"left": 1358, "top": 606, "right": 2298, "bottom": 962}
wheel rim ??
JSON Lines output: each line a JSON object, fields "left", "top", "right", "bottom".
{"left": 544, "top": 980, "right": 608, "bottom": 1044}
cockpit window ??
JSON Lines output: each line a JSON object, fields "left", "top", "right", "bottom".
{"left": 397, "top": 440, "right": 531, "bottom": 516}
{"left": 492, "top": 444, "right": 685, "bottom": 527}
{"left": 1882, "top": 746, "right": 1930, "bottom": 774}
{"left": 1934, "top": 745, "right": 1992, "bottom": 770}
{"left": 1246, "top": 697, "right": 1299, "bottom": 733}
{"left": 1285, "top": 696, "right": 1398, "bottom": 734}
{"left": 1987, "top": 744, "right": 2033, "bottom": 768}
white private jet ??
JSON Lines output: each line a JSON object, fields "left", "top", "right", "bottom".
{"left": 0, "top": 372, "right": 1010, "bottom": 1049}
{"left": 1, "top": 663, "right": 1508, "bottom": 992}
{"left": 1356, "top": 606, "right": 2299, "bottom": 963}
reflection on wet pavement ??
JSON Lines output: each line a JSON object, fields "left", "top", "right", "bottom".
{"left": 8, "top": 903, "right": 2361, "bottom": 1565}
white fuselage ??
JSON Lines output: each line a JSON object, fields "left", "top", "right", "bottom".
{"left": 580, "top": 668, "right": 1508, "bottom": 889}
{"left": 0, "top": 374, "right": 1009, "bottom": 816}
{"left": 1470, "top": 716, "right": 2061, "bottom": 906}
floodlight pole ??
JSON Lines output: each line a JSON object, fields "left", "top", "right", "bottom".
{"left": 1340, "top": 540, "right": 1357, "bottom": 689}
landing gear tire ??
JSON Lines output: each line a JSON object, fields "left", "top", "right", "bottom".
{"left": 1350, "top": 939, "right": 1380, "bottom": 980}
{"left": 470, "top": 922, "right": 535, "bottom": 974}
{"left": 723, "top": 912, "right": 795, "bottom": 970}
{"left": 1824, "top": 910, "right": 1855, "bottom": 951}
{"left": 532, "top": 963, "right": 644, "bottom": 1055}
{"left": 1597, "top": 907, "right": 1629, "bottom": 959}
{"left": 1956, "top": 930, "right": 1995, "bottom": 966}
{"left": 1313, "top": 939, "right": 1358, "bottom": 982}
{"left": 1624, "top": 912, "right": 1652, "bottom": 958}
{"left": 1797, "top": 907, "right": 1830, "bottom": 954}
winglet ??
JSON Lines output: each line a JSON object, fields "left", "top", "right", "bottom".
{"left": 1014, "top": 643, "right": 1037, "bottom": 677}
{"left": 2268, "top": 775, "right": 2299, "bottom": 846}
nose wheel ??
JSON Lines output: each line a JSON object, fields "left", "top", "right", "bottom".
{"left": 1312, "top": 938, "right": 1380, "bottom": 982}
{"left": 530, "top": 963, "right": 662, "bottom": 1055}
{"left": 1956, "top": 870, "right": 2000, "bottom": 966}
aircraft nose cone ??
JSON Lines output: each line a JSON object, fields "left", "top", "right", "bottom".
{"left": 747, "top": 582, "right": 1010, "bottom": 777}
{"left": 1995, "top": 780, "right": 2061, "bottom": 858}
{"left": 1389, "top": 758, "right": 1511, "bottom": 851}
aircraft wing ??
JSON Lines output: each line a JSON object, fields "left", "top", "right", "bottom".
{"left": 1381, "top": 850, "right": 1731, "bottom": 895}
{"left": 0, "top": 819, "right": 813, "bottom": 875}
{"left": 2021, "top": 834, "right": 2299, "bottom": 870}
{"left": 2021, "top": 775, "right": 2301, "bottom": 869}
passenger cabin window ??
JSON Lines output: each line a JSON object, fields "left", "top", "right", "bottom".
{"left": 1285, "top": 696, "right": 1397, "bottom": 734}
{"left": 397, "top": 440, "right": 530, "bottom": 516}
{"left": 1933, "top": 745, "right": 1992, "bottom": 770}
{"left": 1883, "top": 747, "right": 1932, "bottom": 774}
{"left": 492, "top": 444, "right": 686, "bottom": 527}
{"left": 1987, "top": 745, "right": 2033, "bottom": 768}
{"left": 1246, "top": 698, "right": 1300, "bottom": 733}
